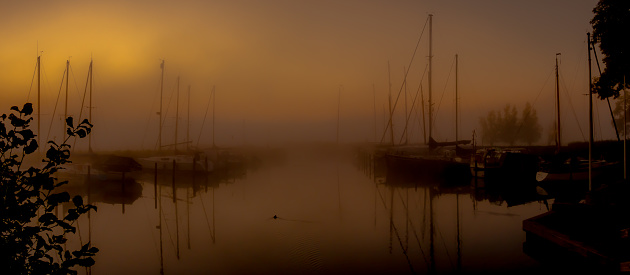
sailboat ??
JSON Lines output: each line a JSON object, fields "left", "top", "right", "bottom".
{"left": 137, "top": 61, "right": 211, "bottom": 173}
{"left": 56, "top": 59, "right": 142, "bottom": 180}
{"left": 535, "top": 53, "right": 619, "bottom": 186}
{"left": 385, "top": 17, "right": 471, "bottom": 184}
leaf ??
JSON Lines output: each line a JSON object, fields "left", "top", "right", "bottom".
{"left": 65, "top": 117, "right": 73, "bottom": 128}
{"left": 24, "top": 139, "right": 38, "bottom": 154}
{"left": 38, "top": 213, "right": 57, "bottom": 226}
{"left": 10, "top": 105, "right": 19, "bottom": 112}
{"left": 72, "top": 195, "right": 83, "bottom": 207}
{"left": 47, "top": 192, "right": 70, "bottom": 206}
{"left": 64, "top": 209, "right": 79, "bottom": 221}
{"left": 76, "top": 129, "right": 86, "bottom": 138}
{"left": 21, "top": 103, "right": 33, "bottom": 115}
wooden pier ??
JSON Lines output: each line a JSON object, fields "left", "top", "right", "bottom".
{"left": 523, "top": 200, "right": 630, "bottom": 272}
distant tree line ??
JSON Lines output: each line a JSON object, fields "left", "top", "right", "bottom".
{"left": 478, "top": 103, "right": 542, "bottom": 146}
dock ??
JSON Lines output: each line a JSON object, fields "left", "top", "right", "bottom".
{"left": 523, "top": 183, "right": 630, "bottom": 272}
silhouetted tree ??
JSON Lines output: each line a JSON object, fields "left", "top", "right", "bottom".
{"left": 479, "top": 110, "right": 499, "bottom": 145}
{"left": 519, "top": 102, "right": 542, "bottom": 145}
{"left": 0, "top": 103, "right": 97, "bottom": 274}
{"left": 591, "top": 0, "right": 630, "bottom": 99}
{"left": 479, "top": 103, "right": 542, "bottom": 146}
{"left": 499, "top": 105, "right": 519, "bottom": 145}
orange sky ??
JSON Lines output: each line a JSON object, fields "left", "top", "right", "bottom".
{"left": 0, "top": 0, "right": 610, "bottom": 150}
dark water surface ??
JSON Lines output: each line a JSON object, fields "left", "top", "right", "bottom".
{"left": 64, "top": 148, "right": 552, "bottom": 274}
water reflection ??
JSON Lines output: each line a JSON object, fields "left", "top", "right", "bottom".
{"left": 56, "top": 147, "right": 554, "bottom": 274}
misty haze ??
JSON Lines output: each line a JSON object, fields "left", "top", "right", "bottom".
{"left": 2, "top": 0, "right": 629, "bottom": 274}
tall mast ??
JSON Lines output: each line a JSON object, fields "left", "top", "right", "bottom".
{"left": 212, "top": 86, "right": 216, "bottom": 148}
{"left": 88, "top": 58, "right": 93, "bottom": 153}
{"left": 373, "top": 83, "right": 377, "bottom": 143}
{"left": 175, "top": 76, "right": 180, "bottom": 154}
{"left": 337, "top": 85, "right": 341, "bottom": 145}
{"left": 428, "top": 14, "right": 433, "bottom": 143}
{"left": 587, "top": 33, "right": 593, "bottom": 191}
{"left": 37, "top": 55, "right": 41, "bottom": 151}
{"left": 555, "top": 53, "right": 561, "bottom": 153}
{"left": 455, "top": 54, "right": 459, "bottom": 146}
{"left": 388, "top": 62, "right": 394, "bottom": 145}
{"left": 64, "top": 60, "right": 69, "bottom": 141}
{"left": 404, "top": 66, "right": 408, "bottom": 145}
{"left": 187, "top": 85, "right": 191, "bottom": 152}
{"left": 159, "top": 60, "right": 164, "bottom": 152}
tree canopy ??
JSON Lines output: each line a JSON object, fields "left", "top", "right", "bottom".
{"left": 479, "top": 103, "right": 542, "bottom": 146}
{"left": 591, "top": 0, "right": 630, "bottom": 99}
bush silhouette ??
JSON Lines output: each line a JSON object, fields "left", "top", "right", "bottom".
{"left": 0, "top": 103, "right": 98, "bottom": 274}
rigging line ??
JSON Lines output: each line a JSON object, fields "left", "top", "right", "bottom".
{"left": 159, "top": 82, "right": 177, "bottom": 148}
{"left": 160, "top": 200, "right": 178, "bottom": 254}
{"left": 568, "top": 40, "right": 588, "bottom": 95}
{"left": 26, "top": 59, "right": 38, "bottom": 102}
{"left": 399, "top": 64, "right": 428, "bottom": 144}
{"left": 197, "top": 86, "right": 215, "bottom": 148}
{"left": 70, "top": 63, "right": 82, "bottom": 100}
{"left": 437, "top": 226, "right": 456, "bottom": 270}
{"left": 46, "top": 67, "right": 68, "bottom": 142}
{"left": 559, "top": 71, "right": 586, "bottom": 141}
{"left": 73, "top": 63, "right": 92, "bottom": 150}
{"left": 592, "top": 45, "right": 620, "bottom": 141}
{"left": 513, "top": 67, "right": 557, "bottom": 141}
{"left": 380, "top": 16, "right": 430, "bottom": 143}
{"left": 138, "top": 187, "right": 162, "bottom": 259}
{"left": 77, "top": 64, "right": 91, "bottom": 123}
{"left": 528, "top": 67, "right": 555, "bottom": 110}
{"left": 141, "top": 84, "right": 159, "bottom": 150}
{"left": 198, "top": 191, "right": 215, "bottom": 242}
{"left": 432, "top": 56, "right": 456, "bottom": 139}
{"left": 395, "top": 189, "right": 430, "bottom": 266}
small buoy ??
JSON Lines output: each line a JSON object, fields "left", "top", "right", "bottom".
{"left": 273, "top": 215, "right": 278, "bottom": 219}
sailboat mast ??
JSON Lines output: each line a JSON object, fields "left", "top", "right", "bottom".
{"left": 337, "top": 85, "right": 341, "bottom": 145}
{"left": 88, "top": 59, "right": 93, "bottom": 153}
{"left": 555, "top": 53, "right": 561, "bottom": 153}
{"left": 187, "top": 85, "right": 191, "bottom": 152}
{"left": 37, "top": 55, "right": 41, "bottom": 151}
{"left": 587, "top": 33, "right": 593, "bottom": 191}
{"left": 428, "top": 14, "right": 433, "bottom": 143}
{"left": 404, "top": 66, "right": 408, "bottom": 145}
{"left": 175, "top": 76, "right": 180, "bottom": 154}
{"left": 64, "top": 60, "right": 69, "bottom": 141}
{"left": 455, "top": 54, "right": 458, "bottom": 143}
{"left": 388, "top": 62, "right": 394, "bottom": 145}
{"left": 212, "top": 86, "right": 216, "bottom": 148}
{"left": 159, "top": 60, "right": 164, "bottom": 152}
{"left": 373, "top": 83, "right": 377, "bottom": 143}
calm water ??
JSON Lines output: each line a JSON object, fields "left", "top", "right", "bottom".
{"left": 61, "top": 147, "right": 553, "bottom": 274}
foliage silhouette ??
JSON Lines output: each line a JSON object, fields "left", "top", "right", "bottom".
{"left": 0, "top": 103, "right": 97, "bottom": 274}
{"left": 479, "top": 103, "right": 541, "bottom": 146}
{"left": 591, "top": 0, "right": 630, "bottom": 99}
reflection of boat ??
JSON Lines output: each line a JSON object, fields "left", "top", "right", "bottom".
{"left": 470, "top": 148, "right": 539, "bottom": 183}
